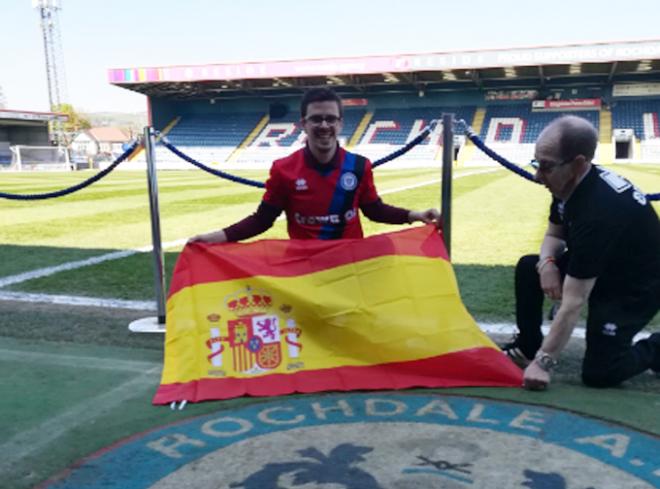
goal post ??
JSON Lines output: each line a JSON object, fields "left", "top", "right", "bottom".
{"left": 7, "top": 145, "right": 72, "bottom": 171}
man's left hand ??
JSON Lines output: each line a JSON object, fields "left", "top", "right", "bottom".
{"left": 523, "top": 361, "right": 551, "bottom": 391}
{"left": 409, "top": 208, "right": 442, "bottom": 228}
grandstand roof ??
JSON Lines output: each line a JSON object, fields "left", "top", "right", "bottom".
{"left": 0, "top": 109, "right": 67, "bottom": 126}
{"left": 109, "top": 39, "right": 660, "bottom": 101}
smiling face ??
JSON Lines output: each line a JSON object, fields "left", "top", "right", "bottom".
{"left": 301, "top": 100, "right": 343, "bottom": 163}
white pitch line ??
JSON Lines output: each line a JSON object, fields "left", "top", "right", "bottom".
{"left": 0, "top": 348, "right": 159, "bottom": 372}
{"left": 379, "top": 167, "right": 499, "bottom": 196}
{"left": 0, "top": 367, "right": 161, "bottom": 473}
{"left": 0, "top": 250, "right": 136, "bottom": 288}
{"left": 479, "top": 322, "right": 652, "bottom": 341}
{"left": 0, "top": 290, "right": 156, "bottom": 311}
{"left": 0, "top": 237, "right": 189, "bottom": 290}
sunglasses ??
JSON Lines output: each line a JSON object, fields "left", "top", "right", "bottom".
{"left": 304, "top": 114, "right": 342, "bottom": 125}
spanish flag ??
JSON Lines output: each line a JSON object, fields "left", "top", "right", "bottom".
{"left": 154, "top": 225, "right": 521, "bottom": 404}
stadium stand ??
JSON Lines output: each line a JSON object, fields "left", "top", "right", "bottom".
{"left": 611, "top": 99, "right": 660, "bottom": 162}
{"left": 153, "top": 112, "right": 264, "bottom": 169}
{"left": 612, "top": 99, "right": 660, "bottom": 140}
{"left": 352, "top": 106, "right": 476, "bottom": 167}
{"left": 232, "top": 108, "right": 367, "bottom": 168}
{"left": 131, "top": 98, "right": 660, "bottom": 170}
{"left": 467, "top": 104, "right": 601, "bottom": 166}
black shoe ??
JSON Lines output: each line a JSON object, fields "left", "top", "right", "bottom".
{"left": 500, "top": 336, "right": 533, "bottom": 369}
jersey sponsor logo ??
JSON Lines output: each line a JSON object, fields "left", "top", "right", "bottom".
{"left": 295, "top": 178, "right": 308, "bottom": 191}
{"left": 340, "top": 172, "right": 358, "bottom": 191}
{"left": 344, "top": 208, "right": 357, "bottom": 221}
{"left": 45, "top": 394, "right": 660, "bottom": 488}
{"left": 294, "top": 212, "right": 340, "bottom": 225}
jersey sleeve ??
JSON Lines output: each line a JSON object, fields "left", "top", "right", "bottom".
{"left": 567, "top": 211, "right": 626, "bottom": 279}
{"left": 358, "top": 158, "right": 380, "bottom": 206}
{"left": 262, "top": 162, "right": 287, "bottom": 209}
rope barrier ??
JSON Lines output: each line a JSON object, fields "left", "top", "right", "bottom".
{"left": 159, "top": 136, "right": 266, "bottom": 189}
{"left": 456, "top": 119, "right": 660, "bottom": 201}
{"left": 372, "top": 121, "right": 436, "bottom": 168}
{"left": 0, "top": 141, "right": 140, "bottom": 201}
{"left": 159, "top": 121, "right": 438, "bottom": 187}
{"left": 456, "top": 119, "right": 538, "bottom": 183}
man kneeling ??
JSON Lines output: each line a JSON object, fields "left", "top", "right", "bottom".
{"left": 502, "top": 115, "right": 660, "bottom": 390}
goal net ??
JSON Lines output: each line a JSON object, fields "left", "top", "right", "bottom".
{"left": 6, "top": 145, "right": 72, "bottom": 171}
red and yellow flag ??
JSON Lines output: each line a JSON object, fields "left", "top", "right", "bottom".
{"left": 154, "top": 225, "right": 521, "bottom": 404}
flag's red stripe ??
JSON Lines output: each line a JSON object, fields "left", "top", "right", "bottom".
{"left": 169, "top": 225, "right": 448, "bottom": 297}
{"left": 153, "top": 347, "right": 522, "bottom": 404}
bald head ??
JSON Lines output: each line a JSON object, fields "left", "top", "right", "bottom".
{"left": 536, "top": 115, "right": 599, "bottom": 162}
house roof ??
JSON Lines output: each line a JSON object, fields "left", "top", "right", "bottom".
{"left": 86, "top": 127, "right": 131, "bottom": 142}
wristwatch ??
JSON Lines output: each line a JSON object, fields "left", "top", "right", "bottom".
{"left": 534, "top": 350, "right": 558, "bottom": 372}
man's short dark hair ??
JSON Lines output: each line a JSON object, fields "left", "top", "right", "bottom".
{"left": 300, "top": 87, "right": 343, "bottom": 118}
{"left": 553, "top": 115, "right": 599, "bottom": 162}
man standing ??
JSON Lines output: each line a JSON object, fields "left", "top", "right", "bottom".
{"left": 503, "top": 115, "right": 660, "bottom": 389}
{"left": 191, "top": 87, "right": 440, "bottom": 243}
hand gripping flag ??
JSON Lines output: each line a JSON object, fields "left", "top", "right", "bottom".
{"left": 154, "top": 225, "right": 521, "bottom": 404}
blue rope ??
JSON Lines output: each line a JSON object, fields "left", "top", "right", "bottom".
{"left": 372, "top": 123, "right": 434, "bottom": 168}
{"left": 0, "top": 141, "right": 140, "bottom": 201}
{"left": 159, "top": 137, "right": 265, "bottom": 189}
{"left": 457, "top": 120, "right": 660, "bottom": 200}
{"left": 159, "top": 121, "right": 437, "bottom": 187}
{"left": 458, "top": 121, "right": 538, "bottom": 183}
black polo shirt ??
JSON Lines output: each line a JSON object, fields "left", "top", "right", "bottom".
{"left": 549, "top": 165, "right": 660, "bottom": 305}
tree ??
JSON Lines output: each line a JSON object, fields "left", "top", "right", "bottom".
{"left": 51, "top": 103, "right": 91, "bottom": 144}
{"left": 54, "top": 103, "right": 91, "bottom": 133}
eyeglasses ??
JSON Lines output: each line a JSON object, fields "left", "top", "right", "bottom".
{"left": 530, "top": 156, "right": 574, "bottom": 174}
{"left": 304, "top": 114, "right": 342, "bottom": 125}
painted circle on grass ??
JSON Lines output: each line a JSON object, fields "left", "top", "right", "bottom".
{"left": 44, "top": 394, "right": 660, "bottom": 489}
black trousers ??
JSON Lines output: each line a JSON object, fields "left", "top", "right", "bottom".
{"left": 515, "top": 254, "right": 659, "bottom": 387}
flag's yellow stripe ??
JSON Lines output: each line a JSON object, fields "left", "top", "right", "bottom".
{"left": 162, "top": 255, "right": 497, "bottom": 384}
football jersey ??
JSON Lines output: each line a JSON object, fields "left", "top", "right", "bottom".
{"left": 262, "top": 146, "right": 379, "bottom": 239}
{"left": 549, "top": 165, "right": 660, "bottom": 305}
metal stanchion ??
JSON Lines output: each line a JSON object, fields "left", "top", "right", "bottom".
{"left": 129, "top": 127, "right": 167, "bottom": 333}
{"left": 441, "top": 113, "right": 454, "bottom": 258}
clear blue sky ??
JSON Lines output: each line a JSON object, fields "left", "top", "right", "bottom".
{"left": 2, "top": 0, "right": 660, "bottom": 113}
